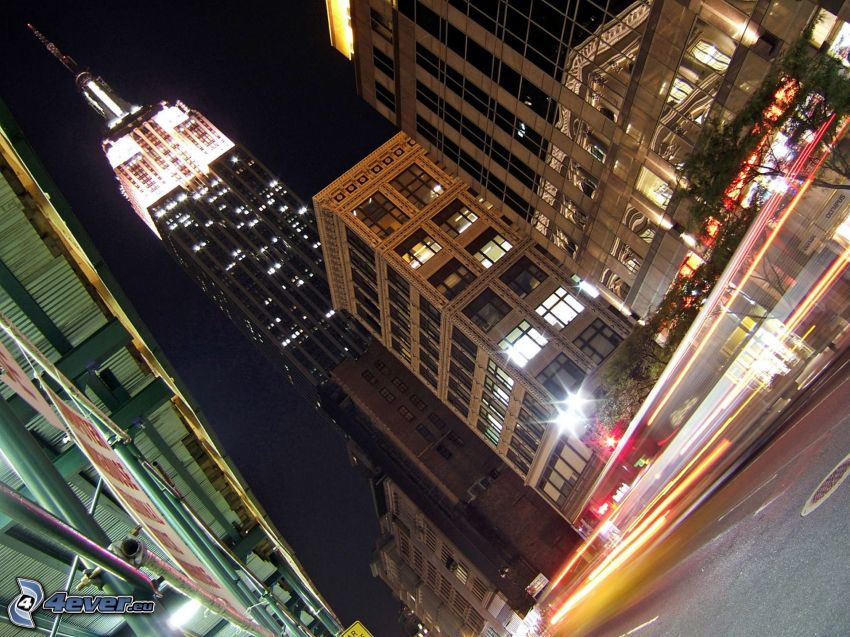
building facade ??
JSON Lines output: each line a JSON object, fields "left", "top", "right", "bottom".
{"left": 323, "top": 341, "right": 578, "bottom": 612}
{"left": 314, "top": 134, "right": 631, "bottom": 520}
{"left": 0, "top": 99, "right": 338, "bottom": 637}
{"left": 370, "top": 475, "right": 547, "bottom": 637}
{"left": 33, "top": 26, "right": 369, "bottom": 404}
{"left": 326, "top": 0, "right": 846, "bottom": 317}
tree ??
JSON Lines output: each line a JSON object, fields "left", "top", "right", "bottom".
{"left": 593, "top": 26, "right": 850, "bottom": 431}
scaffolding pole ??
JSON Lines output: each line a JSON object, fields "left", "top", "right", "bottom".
{"left": 0, "top": 399, "right": 172, "bottom": 636}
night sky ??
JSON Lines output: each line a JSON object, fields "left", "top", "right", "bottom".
{"left": 1, "top": 2, "right": 400, "bottom": 635}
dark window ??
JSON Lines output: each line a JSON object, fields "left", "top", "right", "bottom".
{"left": 573, "top": 319, "right": 622, "bottom": 364}
{"left": 416, "top": 423, "right": 436, "bottom": 442}
{"left": 464, "top": 289, "right": 511, "bottom": 332}
{"left": 370, "top": 8, "right": 393, "bottom": 42}
{"left": 436, "top": 443, "right": 453, "bottom": 459}
{"left": 536, "top": 353, "right": 586, "bottom": 399}
{"left": 428, "top": 413, "right": 447, "bottom": 430}
{"left": 500, "top": 256, "right": 547, "bottom": 297}
{"left": 373, "top": 47, "right": 395, "bottom": 78}
{"left": 429, "top": 258, "right": 476, "bottom": 300}
{"left": 374, "top": 83, "right": 395, "bottom": 111}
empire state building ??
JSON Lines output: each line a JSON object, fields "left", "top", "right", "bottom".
{"left": 31, "top": 25, "right": 369, "bottom": 402}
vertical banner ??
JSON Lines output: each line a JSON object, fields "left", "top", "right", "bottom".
{"left": 0, "top": 316, "right": 249, "bottom": 617}
{"left": 0, "top": 340, "right": 65, "bottom": 431}
{"left": 42, "top": 386, "right": 248, "bottom": 616}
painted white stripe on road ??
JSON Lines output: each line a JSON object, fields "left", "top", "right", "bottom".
{"left": 718, "top": 473, "right": 778, "bottom": 522}
{"left": 618, "top": 616, "right": 660, "bottom": 636}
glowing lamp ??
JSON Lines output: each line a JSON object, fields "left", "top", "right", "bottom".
{"left": 168, "top": 598, "right": 201, "bottom": 629}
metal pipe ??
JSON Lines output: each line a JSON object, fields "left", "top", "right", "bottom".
{"left": 0, "top": 482, "right": 157, "bottom": 594}
{"left": 164, "top": 479, "right": 320, "bottom": 637}
{"left": 0, "top": 400, "right": 171, "bottom": 636}
{"left": 157, "top": 472, "right": 294, "bottom": 636}
{"left": 110, "top": 441, "right": 286, "bottom": 635}
{"left": 48, "top": 477, "right": 104, "bottom": 637}
{"left": 113, "top": 536, "right": 279, "bottom": 637}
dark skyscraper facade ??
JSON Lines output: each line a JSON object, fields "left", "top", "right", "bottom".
{"left": 32, "top": 26, "right": 369, "bottom": 402}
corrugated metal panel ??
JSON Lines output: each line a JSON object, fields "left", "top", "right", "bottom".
{"left": 138, "top": 403, "right": 238, "bottom": 537}
{"left": 0, "top": 293, "right": 60, "bottom": 377}
{"left": 25, "top": 259, "right": 106, "bottom": 348}
{"left": 97, "top": 347, "right": 150, "bottom": 398}
{"left": 0, "top": 538, "right": 125, "bottom": 635}
{"left": 0, "top": 132, "right": 336, "bottom": 635}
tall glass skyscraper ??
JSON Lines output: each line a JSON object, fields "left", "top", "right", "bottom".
{"left": 31, "top": 25, "right": 369, "bottom": 402}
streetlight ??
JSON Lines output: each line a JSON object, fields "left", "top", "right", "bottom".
{"left": 168, "top": 598, "right": 201, "bottom": 629}
{"left": 556, "top": 392, "right": 587, "bottom": 434}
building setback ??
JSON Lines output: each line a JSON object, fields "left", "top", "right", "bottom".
{"left": 32, "top": 26, "right": 369, "bottom": 405}
{"left": 313, "top": 133, "right": 631, "bottom": 521}
{"left": 326, "top": 0, "right": 845, "bottom": 317}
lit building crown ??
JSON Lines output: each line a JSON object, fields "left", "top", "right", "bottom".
{"left": 103, "top": 102, "right": 235, "bottom": 234}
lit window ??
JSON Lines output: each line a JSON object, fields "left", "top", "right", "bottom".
{"left": 692, "top": 40, "right": 732, "bottom": 72}
{"left": 500, "top": 320, "right": 548, "bottom": 367}
{"left": 536, "top": 288, "right": 585, "bottom": 329}
{"left": 467, "top": 227, "right": 512, "bottom": 268}
{"left": 433, "top": 199, "right": 478, "bottom": 237}
{"left": 395, "top": 230, "right": 442, "bottom": 268}
{"left": 635, "top": 167, "right": 673, "bottom": 209}
{"left": 667, "top": 77, "right": 694, "bottom": 105}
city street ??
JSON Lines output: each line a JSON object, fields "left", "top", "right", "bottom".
{"left": 558, "top": 351, "right": 850, "bottom": 637}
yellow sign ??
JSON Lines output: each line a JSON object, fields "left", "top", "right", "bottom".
{"left": 341, "top": 621, "right": 374, "bottom": 637}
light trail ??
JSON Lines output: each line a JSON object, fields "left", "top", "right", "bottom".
{"left": 786, "top": 243, "right": 850, "bottom": 329}
{"left": 546, "top": 508, "right": 618, "bottom": 592}
{"left": 550, "top": 114, "right": 849, "bottom": 629}
{"left": 549, "top": 441, "right": 732, "bottom": 624}
{"left": 621, "top": 439, "right": 732, "bottom": 538}
{"left": 617, "top": 615, "right": 660, "bottom": 636}
{"left": 645, "top": 113, "right": 840, "bottom": 427}
{"left": 550, "top": 513, "right": 669, "bottom": 624}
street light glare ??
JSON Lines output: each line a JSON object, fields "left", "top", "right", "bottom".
{"left": 556, "top": 392, "right": 587, "bottom": 433}
{"left": 168, "top": 598, "right": 202, "bottom": 629}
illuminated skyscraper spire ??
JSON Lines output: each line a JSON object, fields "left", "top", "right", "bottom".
{"left": 28, "top": 24, "right": 136, "bottom": 124}
{"left": 33, "top": 23, "right": 370, "bottom": 405}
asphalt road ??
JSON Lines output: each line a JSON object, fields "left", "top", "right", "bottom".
{"left": 558, "top": 353, "right": 850, "bottom": 637}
